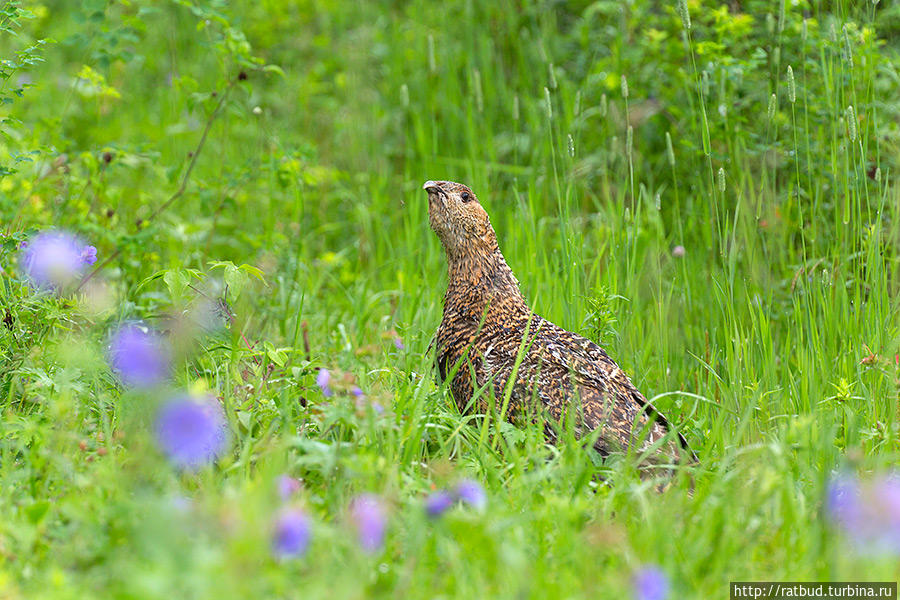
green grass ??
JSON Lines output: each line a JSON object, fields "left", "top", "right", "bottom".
{"left": 1, "top": 0, "right": 899, "bottom": 597}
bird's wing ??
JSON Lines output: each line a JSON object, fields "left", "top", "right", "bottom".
{"left": 535, "top": 317, "right": 692, "bottom": 457}
{"left": 475, "top": 314, "right": 690, "bottom": 459}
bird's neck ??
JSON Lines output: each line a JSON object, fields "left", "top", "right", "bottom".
{"left": 444, "top": 247, "right": 526, "bottom": 317}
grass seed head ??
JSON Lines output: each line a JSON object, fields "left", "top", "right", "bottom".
{"left": 427, "top": 34, "right": 436, "bottom": 73}
{"left": 787, "top": 66, "right": 796, "bottom": 103}
{"left": 400, "top": 83, "right": 409, "bottom": 109}
{"left": 846, "top": 105, "right": 857, "bottom": 141}
{"left": 678, "top": 0, "right": 691, "bottom": 31}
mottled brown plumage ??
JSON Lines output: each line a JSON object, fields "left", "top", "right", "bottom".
{"left": 425, "top": 179, "right": 693, "bottom": 468}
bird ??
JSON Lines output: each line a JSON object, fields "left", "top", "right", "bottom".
{"left": 424, "top": 179, "right": 694, "bottom": 472}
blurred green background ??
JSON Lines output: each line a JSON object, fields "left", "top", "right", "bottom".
{"left": 1, "top": 0, "right": 899, "bottom": 598}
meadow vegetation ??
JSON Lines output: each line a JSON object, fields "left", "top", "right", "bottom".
{"left": 1, "top": 0, "right": 899, "bottom": 597}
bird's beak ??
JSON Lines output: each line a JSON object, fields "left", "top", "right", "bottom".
{"left": 423, "top": 181, "right": 443, "bottom": 195}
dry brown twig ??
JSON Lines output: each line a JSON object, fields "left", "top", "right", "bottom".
{"left": 76, "top": 77, "right": 238, "bottom": 293}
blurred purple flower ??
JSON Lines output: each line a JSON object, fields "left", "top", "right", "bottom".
{"left": 169, "top": 495, "right": 193, "bottom": 514}
{"left": 316, "top": 368, "right": 333, "bottom": 397}
{"left": 272, "top": 508, "right": 311, "bottom": 559}
{"left": 875, "top": 477, "right": 900, "bottom": 552}
{"left": 20, "top": 231, "right": 93, "bottom": 289}
{"left": 826, "top": 474, "right": 863, "bottom": 531}
{"left": 877, "top": 477, "right": 900, "bottom": 519}
{"left": 393, "top": 336, "right": 405, "bottom": 350}
{"left": 425, "top": 490, "right": 454, "bottom": 519}
{"left": 455, "top": 479, "right": 486, "bottom": 510}
{"left": 671, "top": 245, "right": 686, "bottom": 258}
{"left": 278, "top": 475, "right": 302, "bottom": 501}
{"left": 350, "top": 494, "right": 386, "bottom": 553}
{"left": 632, "top": 566, "right": 669, "bottom": 600}
{"left": 155, "top": 395, "right": 228, "bottom": 470}
{"left": 827, "top": 472, "right": 900, "bottom": 555}
{"left": 351, "top": 386, "right": 364, "bottom": 398}
{"left": 80, "top": 245, "right": 98, "bottom": 265}
{"left": 109, "top": 324, "right": 170, "bottom": 387}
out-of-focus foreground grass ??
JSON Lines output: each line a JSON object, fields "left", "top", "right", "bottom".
{"left": 1, "top": 0, "right": 899, "bottom": 598}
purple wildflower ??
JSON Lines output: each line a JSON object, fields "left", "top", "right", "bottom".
{"left": 278, "top": 475, "right": 302, "bottom": 501}
{"left": 20, "top": 231, "right": 92, "bottom": 290}
{"left": 350, "top": 494, "right": 386, "bottom": 553}
{"left": 155, "top": 395, "right": 229, "bottom": 470}
{"left": 455, "top": 479, "right": 486, "bottom": 510}
{"left": 351, "top": 386, "right": 364, "bottom": 398}
{"left": 80, "top": 245, "right": 98, "bottom": 266}
{"left": 632, "top": 566, "right": 669, "bottom": 600}
{"left": 393, "top": 336, "right": 405, "bottom": 350}
{"left": 272, "top": 508, "right": 311, "bottom": 559}
{"left": 826, "top": 474, "right": 863, "bottom": 532}
{"left": 826, "top": 472, "right": 900, "bottom": 555}
{"left": 671, "top": 245, "right": 685, "bottom": 258}
{"left": 875, "top": 476, "right": 900, "bottom": 553}
{"left": 316, "top": 368, "right": 333, "bottom": 397}
{"left": 425, "top": 490, "right": 454, "bottom": 519}
{"left": 108, "top": 324, "right": 170, "bottom": 387}
{"left": 877, "top": 477, "right": 900, "bottom": 521}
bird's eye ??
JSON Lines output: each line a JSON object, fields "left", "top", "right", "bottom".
{"left": 461, "top": 192, "right": 471, "bottom": 202}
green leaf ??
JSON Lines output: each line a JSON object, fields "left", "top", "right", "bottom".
{"left": 25, "top": 500, "right": 50, "bottom": 525}
{"left": 163, "top": 269, "right": 190, "bottom": 300}
{"left": 262, "top": 64, "right": 285, "bottom": 77}
{"left": 239, "top": 263, "right": 267, "bottom": 285}
{"left": 264, "top": 342, "right": 288, "bottom": 367}
{"left": 236, "top": 410, "right": 252, "bottom": 432}
{"left": 134, "top": 270, "right": 166, "bottom": 292}
{"left": 223, "top": 263, "right": 246, "bottom": 301}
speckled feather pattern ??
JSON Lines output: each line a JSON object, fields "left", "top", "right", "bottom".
{"left": 425, "top": 180, "right": 692, "bottom": 466}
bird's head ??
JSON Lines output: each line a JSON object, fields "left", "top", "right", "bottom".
{"left": 423, "top": 180, "right": 497, "bottom": 260}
